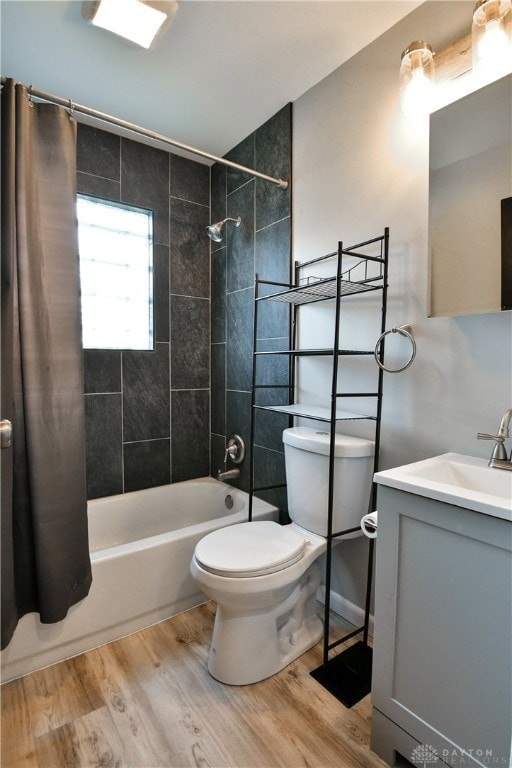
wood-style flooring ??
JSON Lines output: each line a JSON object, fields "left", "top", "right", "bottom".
{"left": 1, "top": 602, "right": 390, "bottom": 768}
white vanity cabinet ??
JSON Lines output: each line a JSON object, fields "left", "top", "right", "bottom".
{"left": 370, "top": 459, "right": 512, "bottom": 768}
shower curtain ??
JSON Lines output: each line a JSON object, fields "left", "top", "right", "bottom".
{"left": 1, "top": 79, "right": 92, "bottom": 650}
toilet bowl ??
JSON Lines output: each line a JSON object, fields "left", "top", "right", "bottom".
{"left": 190, "top": 428, "right": 375, "bottom": 685}
{"left": 190, "top": 520, "right": 326, "bottom": 685}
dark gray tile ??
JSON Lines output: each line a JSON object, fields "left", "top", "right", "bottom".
{"left": 170, "top": 154, "right": 209, "bottom": 207}
{"left": 255, "top": 217, "right": 291, "bottom": 284}
{"left": 254, "top": 385, "right": 290, "bottom": 408}
{"left": 254, "top": 405, "right": 290, "bottom": 454}
{"left": 255, "top": 218, "right": 291, "bottom": 341}
{"left": 123, "top": 439, "right": 170, "bottom": 492}
{"left": 257, "top": 485, "right": 289, "bottom": 522}
{"left": 256, "top": 280, "right": 290, "bottom": 342}
{"left": 226, "top": 390, "right": 252, "bottom": 492}
{"left": 253, "top": 336, "right": 291, "bottom": 453}
{"left": 227, "top": 180, "right": 254, "bottom": 293}
{"left": 170, "top": 296, "right": 209, "bottom": 389}
{"left": 210, "top": 433, "right": 226, "bottom": 479}
{"left": 255, "top": 177, "right": 290, "bottom": 232}
{"left": 253, "top": 445, "right": 288, "bottom": 515}
{"left": 255, "top": 104, "right": 291, "bottom": 230}
{"left": 254, "top": 337, "right": 290, "bottom": 390}
{"left": 253, "top": 340, "right": 290, "bottom": 454}
{"left": 210, "top": 162, "right": 226, "bottom": 230}
{"left": 211, "top": 343, "right": 225, "bottom": 436}
{"left": 122, "top": 343, "right": 170, "bottom": 442}
{"left": 84, "top": 394, "right": 123, "bottom": 499}
{"left": 77, "top": 172, "right": 120, "bottom": 201}
{"left": 226, "top": 390, "right": 252, "bottom": 443}
{"left": 170, "top": 199, "right": 210, "bottom": 298}
{"left": 154, "top": 244, "right": 169, "bottom": 343}
{"left": 84, "top": 350, "right": 121, "bottom": 394}
{"left": 77, "top": 124, "right": 120, "bottom": 180}
{"left": 121, "top": 138, "right": 169, "bottom": 246}
{"left": 171, "top": 390, "right": 209, "bottom": 482}
{"left": 226, "top": 287, "right": 254, "bottom": 392}
{"left": 226, "top": 134, "right": 254, "bottom": 195}
{"left": 211, "top": 248, "right": 226, "bottom": 343}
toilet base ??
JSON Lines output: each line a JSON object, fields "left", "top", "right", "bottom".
{"left": 208, "top": 612, "right": 323, "bottom": 686}
{"left": 207, "top": 563, "right": 323, "bottom": 685}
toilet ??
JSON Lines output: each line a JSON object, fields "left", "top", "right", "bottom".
{"left": 190, "top": 426, "right": 375, "bottom": 685}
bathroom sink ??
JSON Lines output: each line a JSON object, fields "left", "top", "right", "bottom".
{"left": 375, "top": 453, "right": 512, "bottom": 520}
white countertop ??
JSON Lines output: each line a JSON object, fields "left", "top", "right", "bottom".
{"left": 374, "top": 452, "right": 512, "bottom": 522}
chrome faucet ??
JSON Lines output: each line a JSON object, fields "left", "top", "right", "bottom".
{"left": 217, "top": 468, "right": 240, "bottom": 483}
{"left": 223, "top": 434, "right": 245, "bottom": 465}
{"left": 477, "top": 408, "right": 512, "bottom": 471}
{"left": 217, "top": 434, "right": 245, "bottom": 483}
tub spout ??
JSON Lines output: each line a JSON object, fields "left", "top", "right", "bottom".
{"left": 217, "top": 468, "right": 240, "bottom": 483}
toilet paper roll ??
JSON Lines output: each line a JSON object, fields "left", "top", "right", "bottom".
{"left": 361, "top": 511, "right": 378, "bottom": 539}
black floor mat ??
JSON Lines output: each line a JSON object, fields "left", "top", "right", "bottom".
{"left": 310, "top": 641, "right": 373, "bottom": 708}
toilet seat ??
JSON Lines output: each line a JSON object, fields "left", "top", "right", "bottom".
{"left": 194, "top": 521, "right": 306, "bottom": 577}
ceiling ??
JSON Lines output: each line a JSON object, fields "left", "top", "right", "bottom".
{"left": 1, "top": 0, "right": 423, "bottom": 159}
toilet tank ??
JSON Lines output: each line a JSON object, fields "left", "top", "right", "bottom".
{"left": 283, "top": 427, "right": 375, "bottom": 537}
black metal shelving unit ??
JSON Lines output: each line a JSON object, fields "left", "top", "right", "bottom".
{"left": 248, "top": 228, "right": 389, "bottom": 707}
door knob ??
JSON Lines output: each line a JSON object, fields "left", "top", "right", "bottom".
{"left": 0, "top": 420, "right": 13, "bottom": 449}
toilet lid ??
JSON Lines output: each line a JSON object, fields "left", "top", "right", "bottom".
{"left": 195, "top": 521, "right": 306, "bottom": 578}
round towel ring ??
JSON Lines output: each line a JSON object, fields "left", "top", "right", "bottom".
{"left": 374, "top": 325, "right": 416, "bottom": 373}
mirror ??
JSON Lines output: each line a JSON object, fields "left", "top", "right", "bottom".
{"left": 428, "top": 74, "right": 512, "bottom": 317}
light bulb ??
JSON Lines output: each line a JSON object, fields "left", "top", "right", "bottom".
{"left": 477, "top": 18, "right": 510, "bottom": 65}
{"left": 472, "top": 0, "right": 512, "bottom": 77}
{"left": 399, "top": 41, "right": 435, "bottom": 115}
{"left": 402, "top": 68, "right": 434, "bottom": 114}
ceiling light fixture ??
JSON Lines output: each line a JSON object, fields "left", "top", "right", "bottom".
{"left": 472, "top": 0, "right": 512, "bottom": 78}
{"left": 82, "top": 0, "right": 179, "bottom": 49}
{"left": 399, "top": 41, "right": 435, "bottom": 114}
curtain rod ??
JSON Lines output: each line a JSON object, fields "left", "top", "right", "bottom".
{"left": 0, "top": 77, "right": 289, "bottom": 190}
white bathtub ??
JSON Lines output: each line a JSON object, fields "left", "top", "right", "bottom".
{"left": 1, "top": 477, "right": 279, "bottom": 682}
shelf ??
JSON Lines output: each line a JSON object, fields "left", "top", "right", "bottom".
{"left": 253, "top": 403, "right": 376, "bottom": 422}
{"left": 254, "top": 348, "right": 374, "bottom": 357}
{"left": 250, "top": 229, "right": 389, "bottom": 687}
{"left": 257, "top": 275, "right": 383, "bottom": 306}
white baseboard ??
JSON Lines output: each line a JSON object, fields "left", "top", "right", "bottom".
{"left": 317, "top": 586, "right": 374, "bottom": 636}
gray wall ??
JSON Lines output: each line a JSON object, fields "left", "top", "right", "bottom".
{"left": 210, "top": 104, "right": 292, "bottom": 514}
{"left": 78, "top": 125, "right": 210, "bottom": 498}
{"left": 293, "top": 1, "right": 512, "bottom": 615}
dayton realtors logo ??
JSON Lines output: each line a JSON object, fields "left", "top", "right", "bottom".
{"left": 411, "top": 743, "right": 508, "bottom": 766}
{"left": 410, "top": 744, "right": 439, "bottom": 767}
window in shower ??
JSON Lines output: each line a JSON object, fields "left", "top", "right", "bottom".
{"left": 77, "top": 194, "right": 154, "bottom": 350}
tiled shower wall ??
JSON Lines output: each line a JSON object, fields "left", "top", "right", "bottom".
{"left": 210, "top": 104, "right": 292, "bottom": 514}
{"left": 77, "top": 125, "right": 210, "bottom": 499}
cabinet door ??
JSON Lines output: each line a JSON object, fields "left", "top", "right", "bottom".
{"left": 372, "top": 487, "right": 512, "bottom": 768}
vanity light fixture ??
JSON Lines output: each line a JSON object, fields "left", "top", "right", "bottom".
{"left": 82, "top": 0, "right": 179, "bottom": 49}
{"left": 399, "top": 41, "right": 435, "bottom": 114}
{"left": 400, "top": 0, "right": 512, "bottom": 114}
{"left": 472, "top": 0, "right": 512, "bottom": 77}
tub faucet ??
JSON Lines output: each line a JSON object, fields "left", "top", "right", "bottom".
{"left": 224, "top": 434, "right": 245, "bottom": 465}
{"left": 477, "top": 408, "right": 512, "bottom": 471}
{"left": 217, "top": 434, "right": 245, "bottom": 482}
{"left": 217, "top": 468, "right": 240, "bottom": 483}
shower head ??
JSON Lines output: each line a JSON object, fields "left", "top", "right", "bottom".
{"left": 206, "top": 216, "right": 241, "bottom": 243}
